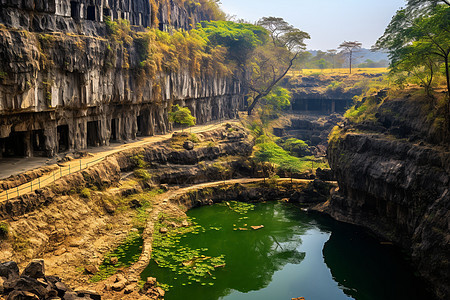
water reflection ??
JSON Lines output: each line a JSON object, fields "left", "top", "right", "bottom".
{"left": 321, "top": 218, "right": 433, "bottom": 300}
{"left": 142, "top": 202, "right": 433, "bottom": 300}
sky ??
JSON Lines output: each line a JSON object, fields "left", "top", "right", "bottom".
{"left": 219, "top": 0, "right": 406, "bottom": 50}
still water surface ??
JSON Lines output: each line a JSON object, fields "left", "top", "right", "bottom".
{"left": 142, "top": 201, "right": 431, "bottom": 300}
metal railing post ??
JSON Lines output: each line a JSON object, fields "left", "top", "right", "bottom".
{"left": 16, "top": 187, "right": 19, "bottom": 198}
{"left": 53, "top": 171, "right": 55, "bottom": 182}
{"left": 60, "top": 167, "right": 62, "bottom": 177}
{"left": 80, "top": 160, "right": 82, "bottom": 170}
{"left": 6, "top": 190, "right": 8, "bottom": 201}
{"left": 31, "top": 181, "right": 33, "bottom": 192}
{"left": 38, "top": 177, "right": 40, "bottom": 189}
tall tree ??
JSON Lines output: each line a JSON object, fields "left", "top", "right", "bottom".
{"left": 245, "top": 17, "right": 309, "bottom": 115}
{"left": 197, "top": 18, "right": 309, "bottom": 115}
{"left": 376, "top": 4, "right": 450, "bottom": 118}
{"left": 338, "top": 41, "right": 362, "bottom": 74}
{"left": 169, "top": 105, "right": 196, "bottom": 131}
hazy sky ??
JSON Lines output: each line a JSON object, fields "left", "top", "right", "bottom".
{"left": 219, "top": 0, "right": 406, "bottom": 50}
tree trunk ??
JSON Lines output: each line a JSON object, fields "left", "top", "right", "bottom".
{"left": 349, "top": 50, "right": 353, "bottom": 74}
{"left": 445, "top": 56, "right": 450, "bottom": 131}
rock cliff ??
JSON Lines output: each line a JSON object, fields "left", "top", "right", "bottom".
{"left": 326, "top": 95, "right": 449, "bottom": 299}
{"left": 0, "top": 0, "right": 244, "bottom": 158}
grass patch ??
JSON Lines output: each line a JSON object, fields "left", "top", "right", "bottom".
{"left": 80, "top": 188, "right": 91, "bottom": 199}
{"left": 0, "top": 222, "right": 9, "bottom": 239}
{"left": 90, "top": 230, "right": 143, "bottom": 282}
{"left": 133, "top": 169, "right": 152, "bottom": 181}
{"left": 291, "top": 68, "right": 388, "bottom": 76}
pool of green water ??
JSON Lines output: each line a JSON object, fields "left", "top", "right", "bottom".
{"left": 141, "top": 201, "right": 432, "bottom": 300}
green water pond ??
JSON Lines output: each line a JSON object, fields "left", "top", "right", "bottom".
{"left": 141, "top": 201, "right": 433, "bottom": 300}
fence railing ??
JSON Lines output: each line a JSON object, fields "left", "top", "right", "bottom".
{"left": 0, "top": 156, "right": 105, "bottom": 201}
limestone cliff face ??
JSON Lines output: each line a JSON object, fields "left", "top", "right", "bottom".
{"left": 0, "top": 1, "right": 243, "bottom": 158}
{"left": 327, "top": 97, "right": 449, "bottom": 299}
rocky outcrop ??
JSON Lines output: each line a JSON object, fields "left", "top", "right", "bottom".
{"left": 0, "top": 260, "right": 101, "bottom": 300}
{"left": 327, "top": 96, "right": 450, "bottom": 299}
{"left": 0, "top": 124, "right": 253, "bottom": 219}
{"left": 171, "top": 179, "right": 334, "bottom": 210}
{"left": 0, "top": 1, "right": 244, "bottom": 158}
{"left": 283, "top": 73, "right": 383, "bottom": 113}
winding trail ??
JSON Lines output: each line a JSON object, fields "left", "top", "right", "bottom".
{"left": 0, "top": 120, "right": 238, "bottom": 201}
{"left": 126, "top": 178, "right": 318, "bottom": 282}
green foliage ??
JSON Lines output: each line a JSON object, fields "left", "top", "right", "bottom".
{"left": 80, "top": 188, "right": 91, "bottom": 199}
{"left": 377, "top": 4, "right": 450, "bottom": 97}
{"left": 169, "top": 105, "right": 196, "bottom": 129}
{"left": 277, "top": 138, "right": 310, "bottom": 156}
{"left": 197, "top": 20, "right": 268, "bottom": 63}
{"left": 344, "top": 97, "right": 378, "bottom": 124}
{"left": 0, "top": 222, "right": 9, "bottom": 239}
{"left": 189, "top": 133, "right": 200, "bottom": 143}
{"left": 261, "top": 86, "right": 292, "bottom": 111}
{"left": 104, "top": 17, "right": 133, "bottom": 45}
{"left": 226, "top": 201, "right": 255, "bottom": 214}
{"left": 134, "top": 169, "right": 152, "bottom": 181}
{"left": 130, "top": 154, "right": 146, "bottom": 168}
{"left": 91, "top": 230, "right": 143, "bottom": 282}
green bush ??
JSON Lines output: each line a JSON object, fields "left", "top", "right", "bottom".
{"left": 278, "top": 138, "right": 311, "bottom": 156}
{"left": 134, "top": 169, "right": 152, "bottom": 181}
{"left": 80, "top": 188, "right": 91, "bottom": 199}
{"left": 0, "top": 222, "right": 9, "bottom": 239}
{"left": 130, "top": 154, "right": 146, "bottom": 168}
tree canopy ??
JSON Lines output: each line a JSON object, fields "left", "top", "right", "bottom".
{"left": 376, "top": 2, "right": 450, "bottom": 127}
{"left": 338, "top": 41, "right": 362, "bottom": 74}
{"left": 169, "top": 105, "right": 196, "bottom": 130}
{"left": 197, "top": 18, "right": 310, "bottom": 115}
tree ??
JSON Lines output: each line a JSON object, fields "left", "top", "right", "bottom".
{"left": 338, "top": 41, "right": 362, "bottom": 74}
{"left": 197, "top": 18, "right": 309, "bottom": 115}
{"left": 245, "top": 17, "right": 310, "bottom": 115}
{"left": 376, "top": 4, "right": 450, "bottom": 121}
{"left": 168, "top": 105, "right": 196, "bottom": 131}
{"left": 327, "top": 49, "right": 338, "bottom": 69}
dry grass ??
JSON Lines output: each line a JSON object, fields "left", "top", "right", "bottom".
{"left": 290, "top": 68, "right": 388, "bottom": 76}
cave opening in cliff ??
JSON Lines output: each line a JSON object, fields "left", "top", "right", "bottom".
{"left": 0, "top": 132, "right": 26, "bottom": 158}
{"left": 86, "top": 6, "right": 96, "bottom": 21}
{"left": 110, "top": 118, "right": 118, "bottom": 142}
{"left": 137, "top": 115, "right": 143, "bottom": 136}
{"left": 70, "top": 1, "right": 80, "bottom": 20}
{"left": 32, "top": 130, "right": 46, "bottom": 156}
{"left": 87, "top": 121, "right": 101, "bottom": 147}
{"left": 57, "top": 125, "right": 69, "bottom": 153}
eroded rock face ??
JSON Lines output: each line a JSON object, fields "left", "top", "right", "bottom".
{"left": 0, "top": 260, "right": 95, "bottom": 300}
{"left": 0, "top": 1, "right": 244, "bottom": 158}
{"left": 327, "top": 98, "right": 450, "bottom": 299}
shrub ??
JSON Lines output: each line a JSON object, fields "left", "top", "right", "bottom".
{"left": 130, "top": 154, "right": 146, "bottom": 168}
{"left": 134, "top": 169, "right": 152, "bottom": 181}
{"left": 80, "top": 188, "right": 91, "bottom": 199}
{"left": 0, "top": 222, "right": 9, "bottom": 239}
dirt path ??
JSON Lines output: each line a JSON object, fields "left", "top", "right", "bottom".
{"left": 126, "top": 178, "right": 314, "bottom": 282}
{"left": 0, "top": 120, "right": 238, "bottom": 201}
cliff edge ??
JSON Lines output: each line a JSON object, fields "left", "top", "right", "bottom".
{"left": 326, "top": 91, "right": 449, "bottom": 299}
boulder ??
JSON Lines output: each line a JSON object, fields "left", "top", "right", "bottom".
{"left": 22, "top": 260, "right": 45, "bottom": 279}
{"left": 9, "top": 276, "right": 47, "bottom": 298}
{"left": 0, "top": 261, "right": 20, "bottom": 281}
{"left": 75, "top": 290, "right": 101, "bottom": 300}
{"left": 7, "top": 290, "right": 40, "bottom": 299}
{"left": 183, "top": 141, "right": 194, "bottom": 150}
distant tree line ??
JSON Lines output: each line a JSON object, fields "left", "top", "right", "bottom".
{"left": 291, "top": 49, "right": 388, "bottom": 71}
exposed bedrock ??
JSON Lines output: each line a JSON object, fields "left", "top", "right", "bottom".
{"left": 0, "top": 1, "right": 244, "bottom": 158}
{"left": 327, "top": 98, "right": 450, "bottom": 299}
